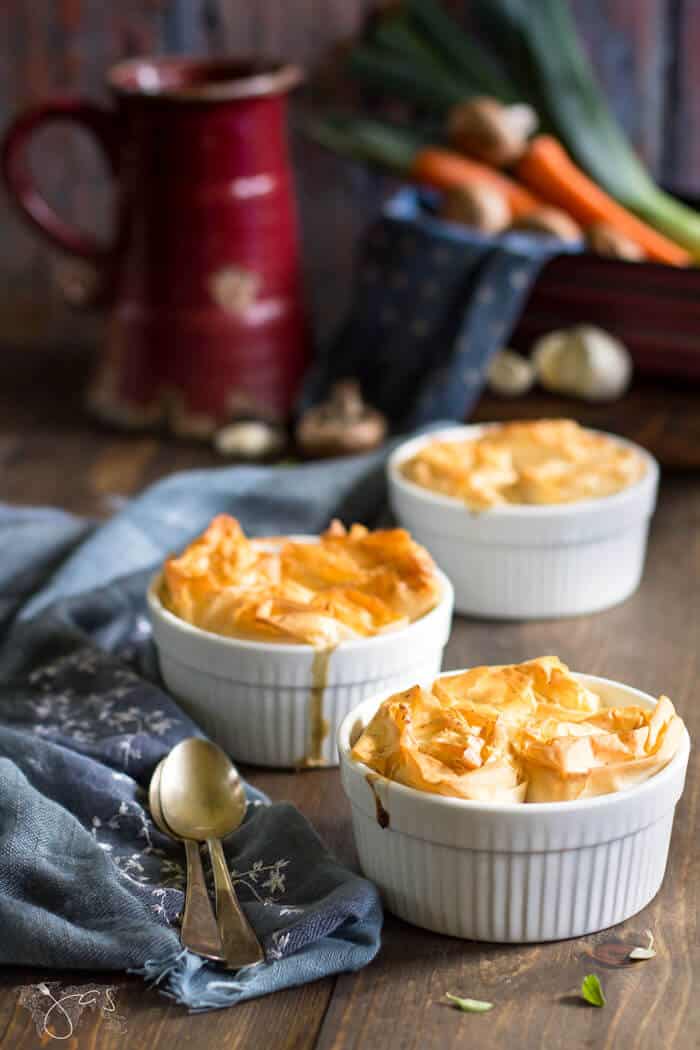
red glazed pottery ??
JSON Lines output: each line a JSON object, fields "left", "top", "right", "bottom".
{"left": 2, "top": 57, "right": 309, "bottom": 436}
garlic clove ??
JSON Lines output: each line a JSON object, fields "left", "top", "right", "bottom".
{"left": 533, "top": 325, "right": 632, "bottom": 402}
{"left": 533, "top": 330, "right": 578, "bottom": 389}
{"left": 487, "top": 349, "right": 535, "bottom": 397}
{"left": 214, "top": 420, "right": 286, "bottom": 460}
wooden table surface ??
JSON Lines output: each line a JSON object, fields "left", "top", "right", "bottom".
{"left": 0, "top": 343, "right": 698, "bottom": 1049}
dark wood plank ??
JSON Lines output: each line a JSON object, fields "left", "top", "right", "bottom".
{"left": 0, "top": 340, "right": 220, "bottom": 515}
{"left": 0, "top": 968, "right": 332, "bottom": 1050}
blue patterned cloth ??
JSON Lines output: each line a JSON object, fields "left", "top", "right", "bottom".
{"left": 0, "top": 450, "right": 401, "bottom": 1010}
{"left": 302, "top": 188, "right": 579, "bottom": 426}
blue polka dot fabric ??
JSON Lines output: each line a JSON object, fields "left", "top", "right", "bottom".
{"left": 302, "top": 189, "right": 580, "bottom": 428}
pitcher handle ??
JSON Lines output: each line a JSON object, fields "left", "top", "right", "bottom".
{"left": 1, "top": 99, "right": 119, "bottom": 263}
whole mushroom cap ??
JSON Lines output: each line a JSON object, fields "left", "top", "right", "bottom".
{"left": 296, "top": 381, "right": 387, "bottom": 459}
{"left": 440, "top": 183, "right": 511, "bottom": 234}
{"left": 447, "top": 97, "right": 538, "bottom": 168}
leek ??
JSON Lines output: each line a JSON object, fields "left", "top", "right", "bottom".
{"left": 471, "top": 0, "right": 700, "bottom": 257}
{"left": 347, "top": 0, "right": 700, "bottom": 258}
{"left": 353, "top": 5, "right": 517, "bottom": 108}
{"left": 404, "top": 0, "right": 519, "bottom": 103}
{"left": 305, "top": 115, "right": 425, "bottom": 176}
{"left": 349, "top": 44, "right": 466, "bottom": 112}
{"left": 372, "top": 16, "right": 456, "bottom": 79}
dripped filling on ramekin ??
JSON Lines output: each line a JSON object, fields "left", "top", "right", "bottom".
{"left": 401, "top": 420, "right": 647, "bottom": 510}
{"left": 351, "top": 656, "right": 684, "bottom": 802}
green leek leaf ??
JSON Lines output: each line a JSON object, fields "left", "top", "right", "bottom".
{"left": 445, "top": 993, "right": 494, "bottom": 1013}
{"left": 581, "top": 974, "right": 606, "bottom": 1008}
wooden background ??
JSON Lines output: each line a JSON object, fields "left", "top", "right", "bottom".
{"left": 1, "top": 0, "right": 700, "bottom": 350}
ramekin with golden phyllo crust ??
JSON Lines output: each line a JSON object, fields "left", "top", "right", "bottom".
{"left": 339, "top": 657, "right": 689, "bottom": 942}
{"left": 389, "top": 420, "right": 659, "bottom": 619}
{"left": 148, "top": 515, "right": 453, "bottom": 767}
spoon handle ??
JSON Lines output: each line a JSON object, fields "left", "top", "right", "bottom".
{"left": 181, "top": 839, "right": 226, "bottom": 961}
{"left": 207, "top": 837, "right": 265, "bottom": 970}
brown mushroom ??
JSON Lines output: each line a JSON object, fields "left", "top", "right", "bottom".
{"left": 587, "top": 222, "right": 645, "bottom": 261}
{"left": 440, "top": 183, "right": 511, "bottom": 234}
{"left": 295, "top": 381, "right": 387, "bottom": 459}
{"left": 510, "top": 206, "right": 583, "bottom": 243}
{"left": 447, "top": 97, "right": 538, "bottom": 168}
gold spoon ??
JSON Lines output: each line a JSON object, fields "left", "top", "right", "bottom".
{"left": 159, "top": 738, "right": 264, "bottom": 970}
{"left": 148, "top": 759, "right": 225, "bottom": 962}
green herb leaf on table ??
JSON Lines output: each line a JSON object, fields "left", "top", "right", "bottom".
{"left": 629, "top": 930, "right": 656, "bottom": 961}
{"left": 445, "top": 993, "right": 494, "bottom": 1013}
{"left": 581, "top": 974, "right": 606, "bottom": 1007}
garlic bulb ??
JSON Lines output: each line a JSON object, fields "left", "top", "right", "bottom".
{"left": 533, "top": 326, "right": 632, "bottom": 402}
{"left": 487, "top": 350, "right": 535, "bottom": 397}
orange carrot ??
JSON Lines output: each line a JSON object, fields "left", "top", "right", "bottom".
{"left": 516, "top": 135, "right": 691, "bottom": 266}
{"left": 411, "top": 146, "right": 541, "bottom": 220}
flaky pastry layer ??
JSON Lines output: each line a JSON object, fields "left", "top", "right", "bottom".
{"left": 401, "top": 420, "right": 647, "bottom": 509}
{"left": 161, "top": 515, "right": 440, "bottom": 647}
{"left": 351, "top": 657, "right": 684, "bottom": 803}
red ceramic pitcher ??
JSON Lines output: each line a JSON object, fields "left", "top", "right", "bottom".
{"left": 2, "top": 57, "right": 310, "bottom": 436}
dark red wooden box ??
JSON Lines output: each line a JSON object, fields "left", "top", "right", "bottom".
{"left": 513, "top": 251, "right": 700, "bottom": 382}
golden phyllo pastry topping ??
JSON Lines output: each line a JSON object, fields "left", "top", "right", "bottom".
{"left": 352, "top": 683, "right": 526, "bottom": 802}
{"left": 161, "top": 515, "right": 439, "bottom": 646}
{"left": 352, "top": 657, "right": 684, "bottom": 803}
{"left": 401, "top": 420, "right": 646, "bottom": 509}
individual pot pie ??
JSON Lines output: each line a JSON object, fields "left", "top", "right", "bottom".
{"left": 400, "top": 419, "right": 647, "bottom": 509}
{"left": 351, "top": 656, "right": 685, "bottom": 802}
{"left": 161, "top": 514, "right": 440, "bottom": 648}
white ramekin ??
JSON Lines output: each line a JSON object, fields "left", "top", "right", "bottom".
{"left": 388, "top": 425, "right": 660, "bottom": 619}
{"left": 147, "top": 566, "right": 453, "bottom": 768}
{"left": 339, "top": 671, "right": 689, "bottom": 943}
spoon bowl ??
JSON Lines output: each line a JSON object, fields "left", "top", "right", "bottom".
{"left": 159, "top": 737, "right": 247, "bottom": 840}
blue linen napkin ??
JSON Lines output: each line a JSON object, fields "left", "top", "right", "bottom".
{"left": 0, "top": 449, "right": 403, "bottom": 1010}
{"left": 301, "top": 188, "right": 579, "bottom": 426}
